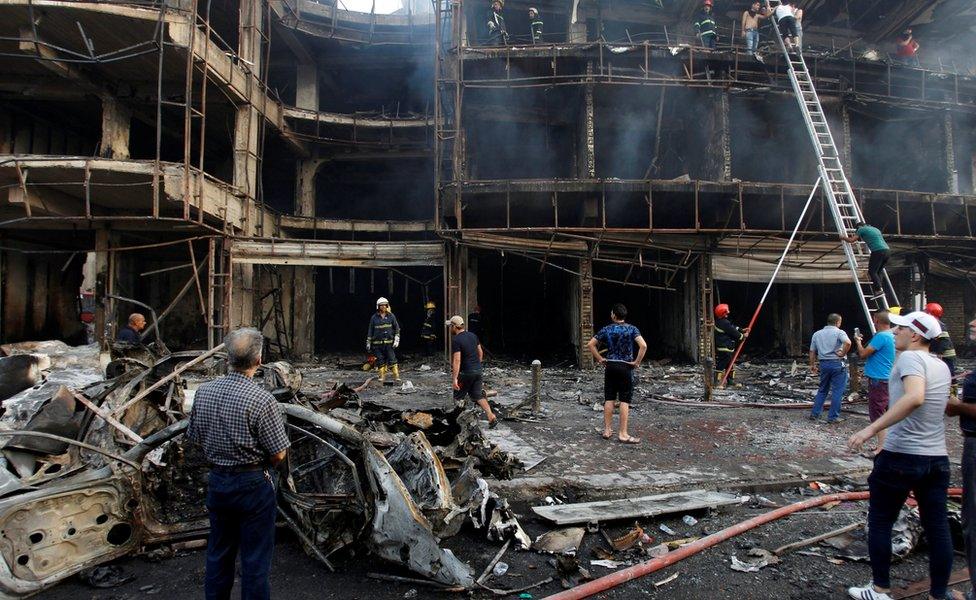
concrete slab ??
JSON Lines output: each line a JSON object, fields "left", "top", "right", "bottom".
{"left": 532, "top": 489, "right": 744, "bottom": 525}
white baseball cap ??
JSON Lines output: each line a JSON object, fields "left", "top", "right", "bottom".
{"left": 889, "top": 311, "right": 941, "bottom": 340}
{"left": 445, "top": 315, "right": 464, "bottom": 327}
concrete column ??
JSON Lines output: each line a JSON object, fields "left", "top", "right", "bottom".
{"left": 839, "top": 104, "right": 853, "bottom": 174}
{"left": 296, "top": 63, "right": 319, "bottom": 112}
{"left": 578, "top": 62, "right": 595, "bottom": 179}
{"left": 578, "top": 257, "right": 594, "bottom": 368}
{"left": 233, "top": 0, "right": 263, "bottom": 204}
{"left": 230, "top": 261, "right": 255, "bottom": 329}
{"left": 697, "top": 253, "right": 713, "bottom": 364}
{"left": 704, "top": 90, "right": 731, "bottom": 181}
{"left": 93, "top": 229, "right": 115, "bottom": 348}
{"left": 463, "top": 252, "right": 478, "bottom": 323}
{"left": 99, "top": 95, "right": 131, "bottom": 159}
{"left": 291, "top": 154, "right": 318, "bottom": 358}
{"left": 944, "top": 112, "right": 959, "bottom": 194}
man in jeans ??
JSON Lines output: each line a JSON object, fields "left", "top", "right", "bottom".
{"left": 809, "top": 313, "right": 852, "bottom": 424}
{"left": 848, "top": 311, "right": 952, "bottom": 600}
{"left": 853, "top": 310, "right": 895, "bottom": 454}
{"left": 945, "top": 313, "right": 976, "bottom": 600}
{"left": 188, "top": 328, "right": 290, "bottom": 600}
{"left": 740, "top": 2, "right": 768, "bottom": 59}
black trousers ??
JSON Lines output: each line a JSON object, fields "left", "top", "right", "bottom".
{"left": 868, "top": 249, "right": 890, "bottom": 293}
{"left": 715, "top": 350, "right": 734, "bottom": 382}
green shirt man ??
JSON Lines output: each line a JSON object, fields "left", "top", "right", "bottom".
{"left": 842, "top": 221, "right": 890, "bottom": 297}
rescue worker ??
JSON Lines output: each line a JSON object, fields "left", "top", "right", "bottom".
{"left": 366, "top": 297, "right": 401, "bottom": 384}
{"left": 925, "top": 302, "right": 957, "bottom": 376}
{"left": 486, "top": 0, "right": 507, "bottom": 46}
{"left": 421, "top": 301, "right": 438, "bottom": 356}
{"left": 529, "top": 7, "right": 543, "bottom": 44}
{"left": 714, "top": 303, "right": 749, "bottom": 384}
{"left": 693, "top": 0, "right": 718, "bottom": 49}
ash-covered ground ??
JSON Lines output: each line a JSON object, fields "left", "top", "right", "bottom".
{"left": 39, "top": 355, "right": 973, "bottom": 600}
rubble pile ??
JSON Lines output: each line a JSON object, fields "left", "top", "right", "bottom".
{"left": 0, "top": 342, "right": 530, "bottom": 597}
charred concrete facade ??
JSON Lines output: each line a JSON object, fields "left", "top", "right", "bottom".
{"left": 1, "top": 0, "right": 975, "bottom": 367}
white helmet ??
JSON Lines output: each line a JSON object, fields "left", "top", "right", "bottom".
{"left": 376, "top": 297, "right": 389, "bottom": 308}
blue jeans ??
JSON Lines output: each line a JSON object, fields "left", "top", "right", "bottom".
{"left": 205, "top": 469, "right": 277, "bottom": 600}
{"left": 810, "top": 359, "right": 847, "bottom": 421}
{"left": 868, "top": 451, "right": 952, "bottom": 597}
{"left": 744, "top": 29, "right": 759, "bottom": 53}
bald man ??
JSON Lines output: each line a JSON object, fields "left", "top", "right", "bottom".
{"left": 116, "top": 313, "right": 146, "bottom": 343}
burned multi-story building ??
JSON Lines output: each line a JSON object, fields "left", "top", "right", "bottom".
{"left": 1, "top": 0, "right": 975, "bottom": 367}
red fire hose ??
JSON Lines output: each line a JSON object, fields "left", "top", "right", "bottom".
{"left": 543, "top": 488, "right": 963, "bottom": 600}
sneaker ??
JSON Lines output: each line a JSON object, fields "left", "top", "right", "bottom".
{"left": 847, "top": 583, "right": 893, "bottom": 600}
{"left": 827, "top": 417, "right": 846, "bottom": 424}
{"left": 808, "top": 413, "right": 820, "bottom": 421}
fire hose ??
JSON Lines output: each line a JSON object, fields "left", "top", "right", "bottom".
{"left": 543, "top": 488, "right": 963, "bottom": 600}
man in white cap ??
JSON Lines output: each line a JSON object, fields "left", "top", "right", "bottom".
{"left": 447, "top": 315, "right": 497, "bottom": 427}
{"left": 847, "top": 311, "right": 952, "bottom": 600}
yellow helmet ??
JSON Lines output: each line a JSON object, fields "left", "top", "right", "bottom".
{"left": 888, "top": 306, "right": 901, "bottom": 315}
{"left": 425, "top": 301, "right": 436, "bottom": 310}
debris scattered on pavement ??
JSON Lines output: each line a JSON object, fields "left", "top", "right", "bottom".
{"left": 531, "top": 489, "right": 743, "bottom": 525}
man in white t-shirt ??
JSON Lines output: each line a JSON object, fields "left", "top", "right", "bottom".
{"left": 847, "top": 311, "right": 952, "bottom": 600}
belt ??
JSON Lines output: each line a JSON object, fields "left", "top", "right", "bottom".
{"left": 211, "top": 463, "right": 266, "bottom": 473}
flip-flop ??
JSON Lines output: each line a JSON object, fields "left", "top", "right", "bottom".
{"left": 595, "top": 428, "right": 612, "bottom": 440}
{"left": 617, "top": 436, "right": 641, "bottom": 445}
{"left": 488, "top": 419, "right": 498, "bottom": 429}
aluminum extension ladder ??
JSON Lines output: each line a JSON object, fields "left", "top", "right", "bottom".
{"left": 767, "top": 2, "right": 899, "bottom": 333}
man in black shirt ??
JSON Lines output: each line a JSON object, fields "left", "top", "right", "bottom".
{"left": 946, "top": 314, "right": 976, "bottom": 600}
{"left": 447, "top": 315, "right": 497, "bottom": 428}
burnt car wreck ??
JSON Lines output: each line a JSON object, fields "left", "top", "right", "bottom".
{"left": 0, "top": 346, "right": 526, "bottom": 597}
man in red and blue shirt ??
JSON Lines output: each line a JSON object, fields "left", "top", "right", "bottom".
{"left": 587, "top": 303, "right": 647, "bottom": 444}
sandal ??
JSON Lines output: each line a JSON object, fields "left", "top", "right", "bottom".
{"left": 617, "top": 436, "right": 641, "bottom": 445}
{"left": 595, "top": 428, "right": 612, "bottom": 440}
{"left": 488, "top": 418, "right": 498, "bottom": 429}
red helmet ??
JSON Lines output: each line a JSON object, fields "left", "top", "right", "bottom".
{"left": 924, "top": 302, "right": 943, "bottom": 318}
{"left": 703, "top": 0, "right": 713, "bottom": 5}
{"left": 714, "top": 303, "right": 730, "bottom": 318}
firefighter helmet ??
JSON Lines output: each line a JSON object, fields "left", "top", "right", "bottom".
{"left": 714, "top": 303, "right": 730, "bottom": 318}
{"left": 924, "top": 302, "right": 943, "bottom": 318}
{"left": 376, "top": 297, "right": 390, "bottom": 308}
{"left": 889, "top": 306, "right": 902, "bottom": 315}
{"left": 425, "top": 301, "right": 436, "bottom": 310}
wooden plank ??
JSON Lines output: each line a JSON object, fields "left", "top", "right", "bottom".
{"left": 892, "top": 567, "right": 969, "bottom": 599}
{"left": 71, "top": 391, "right": 143, "bottom": 444}
{"left": 531, "top": 490, "right": 743, "bottom": 525}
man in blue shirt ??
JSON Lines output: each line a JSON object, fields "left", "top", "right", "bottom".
{"left": 854, "top": 311, "right": 895, "bottom": 454}
{"left": 809, "top": 313, "right": 852, "bottom": 423}
{"left": 115, "top": 313, "right": 146, "bottom": 344}
{"left": 586, "top": 303, "right": 647, "bottom": 444}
